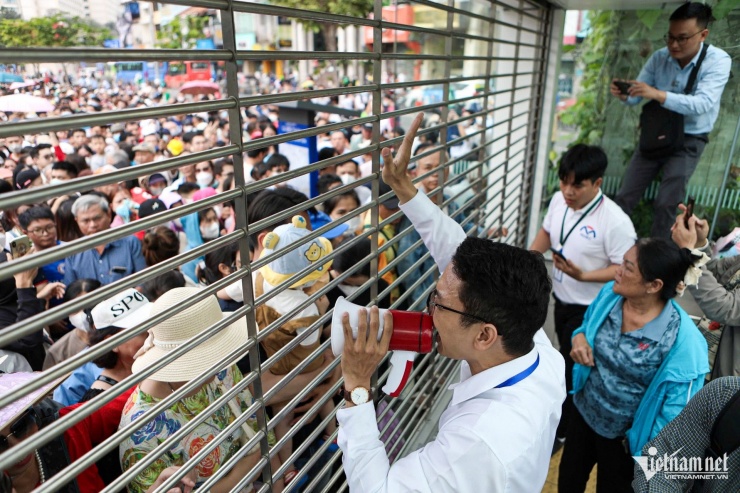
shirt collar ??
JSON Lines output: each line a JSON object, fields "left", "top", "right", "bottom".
{"left": 570, "top": 190, "right": 603, "bottom": 215}
{"left": 639, "top": 301, "right": 677, "bottom": 342}
{"left": 448, "top": 344, "right": 539, "bottom": 407}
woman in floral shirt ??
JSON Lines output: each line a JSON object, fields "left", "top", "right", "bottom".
{"left": 118, "top": 288, "right": 282, "bottom": 493}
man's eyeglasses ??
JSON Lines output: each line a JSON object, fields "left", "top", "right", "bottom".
{"left": 0, "top": 409, "right": 37, "bottom": 453}
{"left": 27, "top": 225, "right": 56, "bottom": 236}
{"left": 426, "top": 289, "right": 489, "bottom": 324}
{"left": 663, "top": 30, "right": 704, "bottom": 46}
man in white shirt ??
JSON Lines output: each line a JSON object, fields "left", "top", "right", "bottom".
{"left": 529, "top": 144, "right": 636, "bottom": 443}
{"left": 336, "top": 113, "right": 566, "bottom": 493}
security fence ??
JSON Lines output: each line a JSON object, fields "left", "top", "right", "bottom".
{"left": 0, "top": 0, "right": 554, "bottom": 491}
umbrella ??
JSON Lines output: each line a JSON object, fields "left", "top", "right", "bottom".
{"left": 0, "top": 94, "right": 55, "bottom": 113}
{"left": 9, "top": 80, "right": 37, "bottom": 90}
{"left": 0, "top": 72, "right": 24, "bottom": 84}
{"left": 179, "top": 80, "right": 220, "bottom": 96}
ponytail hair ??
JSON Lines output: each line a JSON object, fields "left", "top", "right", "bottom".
{"left": 635, "top": 238, "right": 702, "bottom": 300}
{"left": 197, "top": 242, "right": 238, "bottom": 285}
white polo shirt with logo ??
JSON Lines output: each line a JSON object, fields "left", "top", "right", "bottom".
{"left": 542, "top": 190, "right": 636, "bottom": 306}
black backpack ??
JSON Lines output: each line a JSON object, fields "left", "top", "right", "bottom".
{"left": 638, "top": 44, "right": 709, "bottom": 160}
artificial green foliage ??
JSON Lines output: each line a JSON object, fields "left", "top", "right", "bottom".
{"left": 156, "top": 16, "right": 210, "bottom": 50}
{"left": 0, "top": 14, "right": 110, "bottom": 48}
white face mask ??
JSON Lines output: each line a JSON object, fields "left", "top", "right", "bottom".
{"left": 213, "top": 205, "right": 222, "bottom": 218}
{"left": 346, "top": 216, "right": 362, "bottom": 234}
{"left": 196, "top": 172, "right": 213, "bottom": 188}
{"left": 69, "top": 311, "right": 90, "bottom": 331}
{"left": 50, "top": 178, "right": 64, "bottom": 185}
{"left": 340, "top": 174, "right": 357, "bottom": 186}
{"left": 200, "top": 222, "right": 220, "bottom": 240}
{"left": 0, "top": 232, "right": 6, "bottom": 248}
{"left": 150, "top": 186, "right": 165, "bottom": 197}
{"left": 338, "top": 284, "right": 361, "bottom": 297}
{"left": 225, "top": 216, "right": 235, "bottom": 231}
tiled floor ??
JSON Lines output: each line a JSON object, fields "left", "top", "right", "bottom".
{"left": 542, "top": 448, "right": 597, "bottom": 493}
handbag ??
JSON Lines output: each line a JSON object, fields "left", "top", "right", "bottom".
{"left": 639, "top": 44, "right": 708, "bottom": 159}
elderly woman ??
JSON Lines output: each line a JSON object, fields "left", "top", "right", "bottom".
{"left": 119, "top": 288, "right": 284, "bottom": 493}
{"left": 558, "top": 238, "right": 709, "bottom": 492}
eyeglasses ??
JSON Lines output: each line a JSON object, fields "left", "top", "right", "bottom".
{"left": 663, "top": 30, "right": 704, "bottom": 46}
{"left": 426, "top": 289, "right": 489, "bottom": 324}
{"left": 27, "top": 224, "right": 56, "bottom": 236}
{"left": 0, "top": 409, "right": 37, "bottom": 453}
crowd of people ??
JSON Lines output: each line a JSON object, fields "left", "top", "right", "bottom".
{"left": 1, "top": 2, "right": 739, "bottom": 493}
{"left": 0, "top": 55, "right": 490, "bottom": 492}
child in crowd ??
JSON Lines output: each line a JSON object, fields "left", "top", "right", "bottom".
{"left": 255, "top": 215, "right": 335, "bottom": 486}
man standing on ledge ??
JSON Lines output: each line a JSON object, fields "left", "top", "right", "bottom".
{"left": 335, "top": 113, "right": 566, "bottom": 492}
{"left": 612, "top": 2, "right": 730, "bottom": 238}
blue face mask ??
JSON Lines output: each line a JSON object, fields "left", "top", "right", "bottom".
{"left": 115, "top": 199, "right": 133, "bottom": 222}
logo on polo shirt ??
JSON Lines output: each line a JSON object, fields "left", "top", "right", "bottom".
{"left": 580, "top": 225, "right": 596, "bottom": 239}
{"left": 638, "top": 342, "right": 650, "bottom": 351}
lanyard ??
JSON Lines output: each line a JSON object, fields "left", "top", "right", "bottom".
{"left": 495, "top": 354, "right": 540, "bottom": 389}
{"left": 559, "top": 193, "right": 604, "bottom": 248}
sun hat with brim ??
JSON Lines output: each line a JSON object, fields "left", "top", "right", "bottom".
{"left": 0, "top": 371, "right": 60, "bottom": 430}
{"left": 131, "top": 287, "right": 249, "bottom": 382}
{"left": 259, "top": 215, "right": 333, "bottom": 288}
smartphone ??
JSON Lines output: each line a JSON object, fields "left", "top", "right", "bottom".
{"left": 614, "top": 81, "right": 632, "bottom": 96}
{"left": 9, "top": 235, "right": 32, "bottom": 259}
{"left": 549, "top": 247, "right": 567, "bottom": 261}
{"left": 684, "top": 196, "right": 696, "bottom": 228}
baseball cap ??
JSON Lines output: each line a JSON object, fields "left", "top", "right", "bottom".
{"left": 138, "top": 198, "right": 166, "bottom": 219}
{"left": 308, "top": 210, "right": 349, "bottom": 240}
{"left": 15, "top": 167, "right": 40, "bottom": 190}
{"left": 147, "top": 173, "right": 168, "bottom": 186}
{"left": 132, "top": 143, "right": 156, "bottom": 154}
{"left": 166, "top": 139, "right": 184, "bottom": 157}
{"left": 377, "top": 178, "right": 399, "bottom": 209}
{"left": 260, "top": 215, "right": 333, "bottom": 288}
{"left": 91, "top": 288, "right": 151, "bottom": 330}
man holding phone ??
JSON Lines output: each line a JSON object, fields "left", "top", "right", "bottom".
{"left": 611, "top": 3, "right": 730, "bottom": 238}
{"left": 530, "top": 144, "right": 636, "bottom": 446}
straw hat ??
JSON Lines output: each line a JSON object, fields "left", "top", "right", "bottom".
{"left": 131, "top": 288, "right": 248, "bottom": 382}
{"left": 0, "top": 372, "right": 58, "bottom": 430}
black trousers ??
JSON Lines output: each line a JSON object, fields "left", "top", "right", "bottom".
{"left": 553, "top": 295, "right": 588, "bottom": 438}
{"left": 558, "top": 407, "right": 635, "bottom": 493}
{"left": 614, "top": 135, "right": 707, "bottom": 239}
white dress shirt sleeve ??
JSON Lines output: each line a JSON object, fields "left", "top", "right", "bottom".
{"left": 398, "top": 190, "right": 468, "bottom": 272}
{"left": 337, "top": 402, "right": 507, "bottom": 493}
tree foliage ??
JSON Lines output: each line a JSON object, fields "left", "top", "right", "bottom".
{"left": 0, "top": 7, "right": 20, "bottom": 20}
{"left": 0, "top": 14, "right": 110, "bottom": 48}
{"left": 267, "top": 0, "right": 373, "bottom": 52}
{"left": 156, "top": 16, "right": 210, "bottom": 49}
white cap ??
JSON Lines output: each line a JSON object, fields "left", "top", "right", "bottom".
{"left": 91, "top": 288, "right": 151, "bottom": 330}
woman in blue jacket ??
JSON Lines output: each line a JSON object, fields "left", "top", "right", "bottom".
{"left": 558, "top": 237, "right": 709, "bottom": 493}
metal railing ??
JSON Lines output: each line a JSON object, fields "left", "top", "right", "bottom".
{"left": 0, "top": 0, "right": 553, "bottom": 491}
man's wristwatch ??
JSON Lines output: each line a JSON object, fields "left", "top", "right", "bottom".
{"left": 340, "top": 385, "right": 373, "bottom": 405}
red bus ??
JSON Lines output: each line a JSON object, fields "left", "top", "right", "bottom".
{"left": 164, "top": 61, "right": 212, "bottom": 88}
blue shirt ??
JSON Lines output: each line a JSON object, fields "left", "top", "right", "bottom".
{"left": 53, "top": 359, "right": 102, "bottom": 406}
{"left": 63, "top": 235, "right": 146, "bottom": 286}
{"left": 626, "top": 43, "right": 731, "bottom": 134}
{"left": 574, "top": 299, "right": 679, "bottom": 438}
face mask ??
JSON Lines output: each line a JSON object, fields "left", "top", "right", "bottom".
{"left": 196, "top": 172, "right": 213, "bottom": 188}
{"left": 0, "top": 232, "right": 6, "bottom": 248}
{"left": 346, "top": 216, "right": 362, "bottom": 234}
{"left": 150, "top": 186, "right": 164, "bottom": 197}
{"left": 213, "top": 205, "right": 222, "bottom": 218}
{"left": 340, "top": 174, "right": 357, "bottom": 186}
{"left": 219, "top": 110, "right": 229, "bottom": 120}
{"left": 9, "top": 145, "right": 22, "bottom": 154}
{"left": 115, "top": 199, "right": 133, "bottom": 222}
{"left": 200, "top": 222, "right": 219, "bottom": 240}
{"left": 113, "top": 133, "right": 121, "bottom": 142}
{"left": 338, "top": 283, "right": 361, "bottom": 297}
{"left": 225, "top": 216, "right": 235, "bottom": 232}
{"left": 50, "top": 178, "right": 64, "bottom": 185}
{"left": 69, "top": 312, "right": 90, "bottom": 331}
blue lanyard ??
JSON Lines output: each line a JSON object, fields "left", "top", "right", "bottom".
{"left": 495, "top": 354, "right": 540, "bottom": 389}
